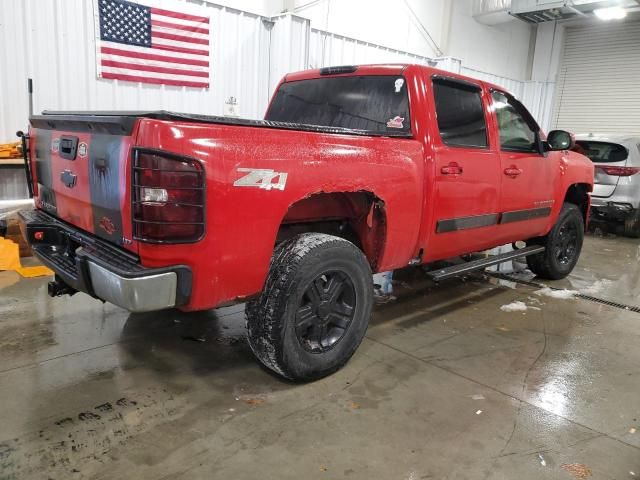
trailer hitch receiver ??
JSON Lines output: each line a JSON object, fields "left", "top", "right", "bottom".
{"left": 48, "top": 275, "right": 77, "bottom": 297}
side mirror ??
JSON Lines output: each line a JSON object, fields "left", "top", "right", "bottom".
{"left": 546, "top": 130, "right": 575, "bottom": 151}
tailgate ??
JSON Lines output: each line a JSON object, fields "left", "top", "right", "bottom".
{"left": 576, "top": 140, "right": 629, "bottom": 198}
{"left": 593, "top": 166, "right": 623, "bottom": 198}
{"left": 29, "top": 114, "right": 138, "bottom": 252}
{"left": 593, "top": 160, "right": 627, "bottom": 197}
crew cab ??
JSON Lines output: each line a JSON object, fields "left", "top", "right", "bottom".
{"left": 19, "top": 64, "right": 594, "bottom": 381}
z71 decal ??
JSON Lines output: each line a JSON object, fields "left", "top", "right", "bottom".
{"left": 233, "top": 168, "right": 288, "bottom": 191}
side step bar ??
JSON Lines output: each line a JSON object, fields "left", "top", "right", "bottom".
{"left": 426, "top": 245, "right": 545, "bottom": 282}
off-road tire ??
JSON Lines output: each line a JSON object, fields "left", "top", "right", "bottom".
{"left": 623, "top": 210, "right": 640, "bottom": 238}
{"left": 526, "top": 203, "right": 584, "bottom": 280}
{"left": 246, "top": 233, "right": 373, "bottom": 382}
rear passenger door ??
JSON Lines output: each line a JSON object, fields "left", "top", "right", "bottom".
{"left": 426, "top": 76, "right": 502, "bottom": 259}
{"left": 490, "top": 91, "right": 556, "bottom": 239}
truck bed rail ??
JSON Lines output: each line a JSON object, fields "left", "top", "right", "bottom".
{"left": 32, "top": 110, "right": 414, "bottom": 138}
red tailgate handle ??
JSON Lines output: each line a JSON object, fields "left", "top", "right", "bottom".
{"left": 504, "top": 165, "right": 522, "bottom": 178}
{"left": 441, "top": 162, "right": 463, "bottom": 176}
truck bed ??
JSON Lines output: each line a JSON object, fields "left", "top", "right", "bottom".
{"left": 32, "top": 111, "right": 413, "bottom": 138}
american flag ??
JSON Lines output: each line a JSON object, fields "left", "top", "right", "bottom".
{"left": 97, "top": 0, "right": 210, "bottom": 88}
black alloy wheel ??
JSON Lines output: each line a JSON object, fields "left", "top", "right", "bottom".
{"left": 553, "top": 220, "right": 579, "bottom": 265}
{"left": 246, "top": 233, "right": 373, "bottom": 381}
{"left": 526, "top": 202, "right": 584, "bottom": 280}
{"left": 295, "top": 271, "right": 356, "bottom": 353}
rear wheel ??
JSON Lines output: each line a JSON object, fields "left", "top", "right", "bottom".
{"left": 623, "top": 210, "right": 640, "bottom": 238}
{"left": 526, "top": 203, "right": 584, "bottom": 280}
{"left": 246, "top": 233, "right": 373, "bottom": 382}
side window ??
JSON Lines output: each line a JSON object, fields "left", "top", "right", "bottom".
{"left": 432, "top": 78, "right": 488, "bottom": 148}
{"left": 491, "top": 91, "right": 539, "bottom": 152}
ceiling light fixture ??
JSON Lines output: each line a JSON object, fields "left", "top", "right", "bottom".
{"left": 594, "top": 6, "right": 627, "bottom": 20}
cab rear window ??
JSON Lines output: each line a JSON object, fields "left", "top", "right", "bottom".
{"left": 265, "top": 75, "right": 410, "bottom": 135}
{"left": 575, "top": 141, "right": 628, "bottom": 163}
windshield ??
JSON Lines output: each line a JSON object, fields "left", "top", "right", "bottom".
{"left": 574, "top": 141, "right": 628, "bottom": 163}
{"left": 265, "top": 75, "right": 411, "bottom": 135}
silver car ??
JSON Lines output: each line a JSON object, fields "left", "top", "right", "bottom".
{"left": 575, "top": 134, "right": 640, "bottom": 237}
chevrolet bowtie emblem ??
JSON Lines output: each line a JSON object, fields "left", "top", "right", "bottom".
{"left": 60, "top": 170, "right": 77, "bottom": 188}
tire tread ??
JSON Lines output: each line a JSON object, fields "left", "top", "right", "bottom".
{"left": 526, "top": 202, "right": 584, "bottom": 280}
{"left": 246, "top": 233, "right": 371, "bottom": 380}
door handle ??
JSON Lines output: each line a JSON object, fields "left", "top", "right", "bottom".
{"left": 504, "top": 165, "right": 522, "bottom": 178}
{"left": 441, "top": 162, "right": 463, "bottom": 176}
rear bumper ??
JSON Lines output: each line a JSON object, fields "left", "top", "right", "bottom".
{"left": 590, "top": 199, "right": 636, "bottom": 222}
{"left": 18, "top": 209, "right": 191, "bottom": 312}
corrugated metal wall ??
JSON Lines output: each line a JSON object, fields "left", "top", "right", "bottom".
{"left": 522, "top": 80, "right": 556, "bottom": 134}
{"left": 0, "top": 1, "right": 554, "bottom": 143}
{"left": 461, "top": 66, "right": 555, "bottom": 132}
{"left": 267, "top": 14, "right": 311, "bottom": 93}
{"left": 461, "top": 66, "right": 525, "bottom": 96}
{"left": 0, "top": 0, "right": 272, "bottom": 142}
{"left": 308, "top": 28, "right": 434, "bottom": 68}
{"left": 0, "top": 169, "right": 29, "bottom": 201}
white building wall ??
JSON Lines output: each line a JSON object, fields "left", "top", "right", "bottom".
{"left": 531, "top": 21, "right": 566, "bottom": 82}
{"left": 0, "top": 0, "right": 552, "bottom": 142}
{"left": 308, "top": 29, "right": 435, "bottom": 69}
{"left": 460, "top": 66, "right": 555, "bottom": 132}
{"left": 267, "top": 14, "right": 310, "bottom": 94}
{"left": 288, "top": 0, "right": 448, "bottom": 59}
{"left": 200, "top": 0, "right": 283, "bottom": 16}
{"left": 0, "top": 0, "right": 273, "bottom": 142}
{"left": 448, "top": 0, "right": 533, "bottom": 80}
{"left": 288, "top": 0, "right": 533, "bottom": 80}
{"left": 521, "top": 81, "right": 556, "bottom": 134}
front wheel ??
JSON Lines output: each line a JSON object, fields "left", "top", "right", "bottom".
{"left": 246, "top": 233, "right": 373, "bottom": 382}
{"left": 526, "top": 203, "right": 584, "bottom": 280}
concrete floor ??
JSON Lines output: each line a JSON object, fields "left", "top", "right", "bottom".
{"left": 0, "top": 234, "right": 639, "bottom": 480}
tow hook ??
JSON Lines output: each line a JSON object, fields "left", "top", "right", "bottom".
{"left": 48, "top": 275, "right": 77, "bottom": 297}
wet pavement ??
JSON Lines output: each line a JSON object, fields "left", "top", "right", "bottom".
{"left": 0, "top": 234, "right": 639, "bottom": 479}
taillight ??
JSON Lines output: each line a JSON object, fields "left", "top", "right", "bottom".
{"left": 596, "top": 165, "right": 640, "bottom": 177}
{"left": 132, "top": 149, "right": 205, "bottom": 243}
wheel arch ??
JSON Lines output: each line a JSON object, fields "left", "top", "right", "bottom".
{"left": 564, "top": 183, "right": 591, "bottom": 227}
{"left": 275, "top": 190, "right": 387, "bottom": 271}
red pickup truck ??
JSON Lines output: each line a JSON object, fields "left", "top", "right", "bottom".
{"left": 19, "top": 64, "right": 593, "bottom": 381}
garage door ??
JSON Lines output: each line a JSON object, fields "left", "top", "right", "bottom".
{"left": 553, "top": 20, "right": 640, "bottom": 135}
